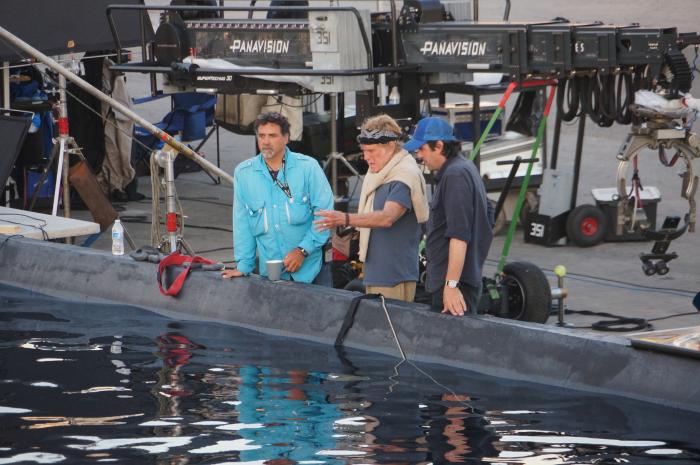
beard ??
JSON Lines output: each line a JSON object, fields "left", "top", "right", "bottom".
{"left": 261, "top": 148, "right": 275, "bottom": 159}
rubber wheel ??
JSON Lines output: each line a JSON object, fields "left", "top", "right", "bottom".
{"left": 501, "top": 261, "right": 551, "bottom": 323}
{"left": 566, "top": 204, "right": 607, "bottom": 247}
{"left": 343, "top": 278, "right": 365, "bottom": 293}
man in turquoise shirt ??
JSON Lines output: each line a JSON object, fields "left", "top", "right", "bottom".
{"left": 222, "top": 112, "right": 333, "bottom": 283}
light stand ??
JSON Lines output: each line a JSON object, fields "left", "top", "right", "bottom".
{"left": 51, "top": 74, "right": 76, "bottom": 219}
{"left": 322, "top": 93, "right": 359, "bottom": 198}
{"left": 32, "top": 72, "right": 134, "bottom": 249}
{"left": 153, "top": 147, "right": 194, "bottom": 255}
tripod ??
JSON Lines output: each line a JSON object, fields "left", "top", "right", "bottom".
{"left": 29, "top": 74, "right": 134, "bottom": 248}
{"left": 151, "top": 146, "right": 194, "bottom": 255}
{"left": 321, "top": 93, "right": 359, "bottom": 198}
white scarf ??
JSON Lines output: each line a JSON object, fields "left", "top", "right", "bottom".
{"left": 357, "top": 149, "right": 429, "bottom": 261}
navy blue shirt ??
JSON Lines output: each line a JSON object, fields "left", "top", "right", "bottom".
{"left": 364, "top": 181, "right": 422, "bottom": 287}
{"left": 425, "top": 155, "right": 493, "bottom": 293}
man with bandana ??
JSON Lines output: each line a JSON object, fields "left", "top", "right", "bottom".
{"left": 222, "top": 112, "right": 333, "bottom": 284}
{"left": 315, "top": 114, "right": 429, "bottom": 302}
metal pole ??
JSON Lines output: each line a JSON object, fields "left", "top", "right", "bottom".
{"left": 337, "top": 92, "right": 345, "bottom": 154}
{"left": 550, "top": 100, "right": 563, "bottom": 170}
{"left": 58, "top": 75, "right": 71, "bottom": 220}
{"left": 51, "top": 139, "right": 65, "bottom": 216}
{"left": 139, "top": 11, "right": 158, "bottom": 97}
{"left": 390, "top": 0, "right": 398, "bottom": 69}
{"left": 378, "top": 73, "right": 387, "bottom": 104}
{"left": 52, "top": 75, "right": 72, "bottom": 218}
{"left": 0, "top": 25, "right": 233, "bottom": 185}
{"left": 556, "top": 274, "right": 566, "bottom": 326}
{"left": 570, "top": 115, "right": 586, "bottom": 211}
{"left": 330, "top": 93, "right": 338, "bottom": 196}
{"left": 493, "top": 157, "right": 523, "bottom": 220}
{"left": 61, "top": 141, "right": 71, "bottom": 223}
{"left": 473, "top": 92, "right": 481, "bottom": 171}
{"left": 2, "top": 62, "right": 9, "bottom": 108}
{"left": 157, "top": 149, "right": 180, "bottom": 253}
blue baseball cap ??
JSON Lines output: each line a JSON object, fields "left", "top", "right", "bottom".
{"left": 403, "top": 116, "right": 458, "bottom": 152}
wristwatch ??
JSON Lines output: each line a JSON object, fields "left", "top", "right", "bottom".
{"left": 445, "top": 280, "right": 459, "bottom": 289}
{"left": 297, "top": 247, "right": 309, "bottom": 257}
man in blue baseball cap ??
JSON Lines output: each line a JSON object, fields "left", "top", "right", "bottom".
{"left": 405, "top": 116, "right": 493, "bottom": 316}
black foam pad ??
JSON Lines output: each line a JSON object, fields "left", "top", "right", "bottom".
{"left": 0, "top": 112, "right": 31, "bottom": 190}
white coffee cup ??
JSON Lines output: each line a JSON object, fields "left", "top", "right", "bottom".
{"left": 265, "top": 259, "right": 285, "bottom": 281}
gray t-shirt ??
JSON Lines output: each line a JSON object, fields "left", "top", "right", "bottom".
{"left": 425, "top": 155, "right": 494, "bottom": 293}
{"left": 364, "top": 181, "right": 422, "bottom": 287}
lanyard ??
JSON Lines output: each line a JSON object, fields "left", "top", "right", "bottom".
{"left": 265, "top": 159, "right": 292, "bottom": 199}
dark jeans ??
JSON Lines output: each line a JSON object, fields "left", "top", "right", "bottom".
{"left": 287, "top": 263, "right": 331, "bottom": 286}
{"left": 312, "top": 262, "right": 333, "bottom": 287}
{"left": 430, "top": 280, "right": 482, "bottom": 315}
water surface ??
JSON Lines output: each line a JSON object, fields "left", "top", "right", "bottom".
{"left": 1, "top": 284, "right": 699, "bottom": 464}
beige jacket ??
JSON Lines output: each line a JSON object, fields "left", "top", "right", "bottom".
{"left": 357, "top": 149, "right": 429, "bottom": 261}
{"left": 98, "top": 58, "right": 135, "bottom": 192}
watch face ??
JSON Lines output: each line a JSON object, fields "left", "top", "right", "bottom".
{"left": 446, "top": 280, "right": 459, "bottom": 289}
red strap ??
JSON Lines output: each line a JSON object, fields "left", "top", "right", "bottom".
{"left": 157, "top": 252, "right": 218, "bottom": 296}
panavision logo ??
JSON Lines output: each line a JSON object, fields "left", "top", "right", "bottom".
{"left": 230, "top": 39, "right": 290, "bottom": 54}
{"left": 419, "top": 40, "right": 487, "bottom": 57}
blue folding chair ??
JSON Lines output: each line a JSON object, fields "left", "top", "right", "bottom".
{"left": 132, "top": 92, "right": 220, "bottom": 183}
{"left": 158, "top": 92, "right": 216, "bottom": 142}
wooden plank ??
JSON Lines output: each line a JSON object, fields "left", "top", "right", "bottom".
{"left": 0, "top": 224, "right": 21, "bottom": 234}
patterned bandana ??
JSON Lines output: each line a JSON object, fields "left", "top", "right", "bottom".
{"left": 356, "top": 128, "right": 400, "bottom": 145}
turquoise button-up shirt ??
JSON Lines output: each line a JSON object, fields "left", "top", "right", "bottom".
{"left": 233, "top": 148, "right": 333, "bottom": 283}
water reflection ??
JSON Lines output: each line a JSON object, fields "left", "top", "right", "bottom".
{"left": 21, "top": 413, "right": 143, "bottom": 430}
{"left": 420, "top": 393, "right": 498, "bottom": 463}
{"left": 152, "top": 332, "right": 205, "bottom": 465}
{"left": 1, "top": 287, "right": 700, "bottom": 465}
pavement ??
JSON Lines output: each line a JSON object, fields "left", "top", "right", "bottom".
{"left": 70, "top": 0, "right": 700, "bottom": 335}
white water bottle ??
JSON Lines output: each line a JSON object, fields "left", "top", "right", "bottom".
{"left": 111, "top": 219, "right": 124, "bottom": 256}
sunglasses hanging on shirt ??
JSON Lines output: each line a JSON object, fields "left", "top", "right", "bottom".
{"left": 265, "top": 160, "right": 292, "bottom": 199}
